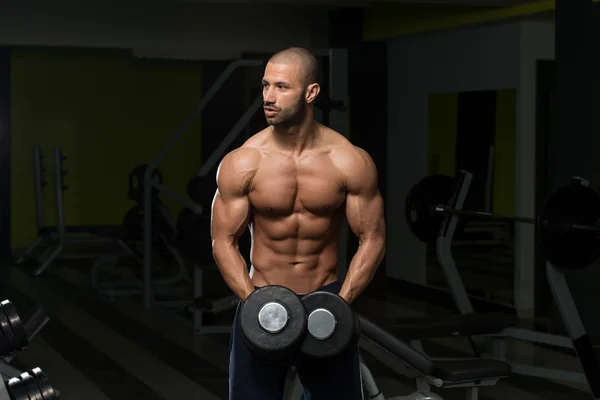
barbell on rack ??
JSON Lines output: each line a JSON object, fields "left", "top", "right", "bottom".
{"left": 433, "top": 206, "right": 537, "bottom": 224}
{"left": 405, "top": 175, "right": 600, "bottom": 270}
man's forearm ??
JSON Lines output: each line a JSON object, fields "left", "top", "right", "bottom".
{"left": 338, "top": 238, "right": 386, "bottom": 304}
{"left": 212, "top": 239, "right": 255, "bottom": 301}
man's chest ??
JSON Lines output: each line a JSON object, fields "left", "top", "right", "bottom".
{"left": 248, "top": 161, "right": 346, "bottom": 215}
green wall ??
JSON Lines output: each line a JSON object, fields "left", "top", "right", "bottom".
{"left": 493, "top": 89, "right": 516, "bottom": 216}
{"left": 362, "top": 1, "right": 555, "bottom": 41}
{"left": 11, "top": 48, "right": 203, "bottom": 248}
{"left": 427, "top": 93, "right": 458, "bottom": 177}
{"left": 427, "top": 90, "right": 516, "bottom": 214}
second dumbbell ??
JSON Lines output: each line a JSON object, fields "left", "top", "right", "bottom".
{"left": 300, "top": 291, "right": 358, "bottom": 359}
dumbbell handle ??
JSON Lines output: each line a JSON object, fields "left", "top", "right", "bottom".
{"left": 570, "top": 224, "right": 600, "bottom": 233}
{"left": 307, "top": 308, "right": 337, "bottom": 341}
{"left": 258, "top": 302, "right": 289, "bottom": 334}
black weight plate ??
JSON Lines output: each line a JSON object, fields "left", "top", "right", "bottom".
{"left": 7, "top": 377, "right": 28, "bottom": 400}
{"left": 405, "top": 175, "right": 462, "bottom": 243}
{"left": 175, "top": 208, "right": 199, "bottom": 233}
{"left": 239, "top": 286, "right": 307, "bottom": 360}
{"left": 538, "top": 183, "right": 600, "bottom": 270}
{"left": 128, "top": 164, "right": 163, "bottom": 190}
{"left": 20, "top": 372, "right": 43, "bottom": 400}
{"left": 128, "top": 164, "right": 163, "bottom": 204}
{"left": 174, "top": 210, "right": 212, "bottom": 265}
{"left": 122, "top": 206, "right": 145, "bottom": 241}
{"left": 176, "top": 209, "right": 210, "bottom": 241}
{"left": 31, "top": 368, "right": 57, "bottom": 400}
{"left": 354, "top": 313, "right": 361, "bottom": 340}
{"left": 1, "top": 300, "right": 28, "bottom": 351}
{"left": 187, "top": 176, "right": 215, "bottom": 206}
{"left": 0, "top": 306, "right": 6, "bottom": 360}
{"left": 0, "top": 306, "right": 16, "bottom": 358}
{"left": 300, "top": 291, "right": 356, "bottom": 359}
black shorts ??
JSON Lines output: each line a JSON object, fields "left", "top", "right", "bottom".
{"left": 228, "top": 280, "right": 363, "bottom": 400}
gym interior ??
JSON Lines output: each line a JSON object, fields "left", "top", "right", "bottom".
{"left": 0, "top": 0, "right": 599, "bottom": 399}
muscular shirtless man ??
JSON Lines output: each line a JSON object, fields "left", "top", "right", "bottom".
{"left": 211, "top": 47, "right": 386, "bottom": 400}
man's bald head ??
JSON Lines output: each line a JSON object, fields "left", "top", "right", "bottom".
{"left": 268, "top": 47, "right": 320, "bottom": 88}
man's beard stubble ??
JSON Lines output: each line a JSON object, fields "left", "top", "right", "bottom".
{"left": 265, "top": 96, "right": 306, "bottom": 128}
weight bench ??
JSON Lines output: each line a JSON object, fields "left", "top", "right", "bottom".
{"left": 17, "top": 146, "right": 137, "bottom": 276}
{"left": 23, "top": 224, "right": 137, "bottom": 276}
{"left": 359, "top": 315, "right": 511, "bottom": 399}
{"left": 288, "top": 314, "right": 511, "bottom": 400}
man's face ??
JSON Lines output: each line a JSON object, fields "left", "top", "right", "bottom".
{"left": 262, "top": 62, "right": 306, "bottom": 126}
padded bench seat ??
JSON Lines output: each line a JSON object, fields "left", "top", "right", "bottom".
{"left": 358, "top": 314, "right": 512, "bottom": 384}
{"left": 433, "top": 359, "right": 512, "bottom": 383}
{"left": 376, "top": 312, "right": 519, "bottom": 340}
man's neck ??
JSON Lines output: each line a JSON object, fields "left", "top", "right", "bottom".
{"left": 271, "top": 118, "right": 319, "bottom": 155}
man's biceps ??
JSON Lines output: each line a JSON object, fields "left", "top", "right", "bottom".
{"left": 351, "top": 192, "right": 380, "bottom": 209}
{"left": 360, "top": 195, "right": 385, "bottom": 221}
{"left": 221, "top": 199, "right": 251, "bottom": 225}
{"left": 214, "top": 191, "right": 243, "bottom": 209}
{"left": 353, "top": 175, "right": 380, "bottom": 197}
{"left": 212, "top": 212, "right": 241, "bottom": 237}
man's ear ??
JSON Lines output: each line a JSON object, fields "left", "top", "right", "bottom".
{"left": 305, "top": 83, "right": 320, "bottom": 104}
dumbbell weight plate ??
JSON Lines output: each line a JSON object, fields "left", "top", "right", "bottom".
{"left": 1, "top": 300, "right": 28, "bottom": 351}
{"left": 20, "top": 372, "right": 44, "bottom": 400}
{"left": 31, "top": 367, "right": 58, "bottom": 400}
{"left": 7, "top": 376, "right": 28, "bottom": 400}
{"left": 239, "top": 286, "right": 307, "bottom": 360}
{"left": 405, "top": 175, "right": 465, "bottom": 243}
{"left": 301, "top": 291, "right": 357, "bottom": 359}
{"left": 0, "top": 308, "right": 15, "bottom": 358}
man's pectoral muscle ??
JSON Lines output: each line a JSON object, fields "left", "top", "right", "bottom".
{"left": 338, "top": 148, "right": 386, "bottom": 304}
{"left": 211, "top": 150, "right": 257, "bottom": 302}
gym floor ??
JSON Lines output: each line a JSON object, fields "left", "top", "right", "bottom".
{"left": 5, "top": 263, "right": 594, "bottom": 400}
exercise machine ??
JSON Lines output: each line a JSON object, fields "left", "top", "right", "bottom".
{"left": 90, "top": 165, "right": 190, "bottom": 308}
{"left": 17, "top": 146, "right": 136, "bottom": 276}
{"left": 405, "top": 170, "right": 600, "bottom": 398}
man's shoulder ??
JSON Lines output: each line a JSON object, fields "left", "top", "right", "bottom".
{"left": 243, "top": 127, "right": 271, "bottom": 148}
{"left": 327, "top": 138, "right": 377, "bottom": 191}
{"left": 320, "top": 126, "right": 368, "bottom": 159}
{"left": 217, "top": 131, "right": 272, "bottom": 193}
{"left": 222, "top": 130, "right": 269, "bottom": 168}
{"left": 329, "top": 141, "right": 374, "bottom": 170}
{"left": 220, "top": 147, "right": 261, "bottom": 175}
